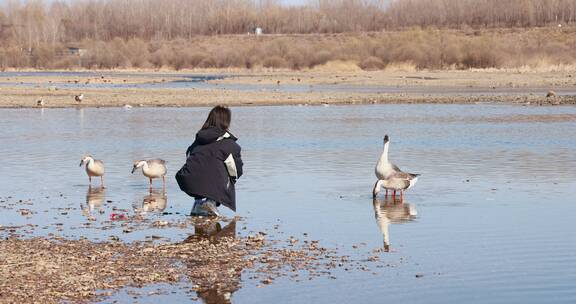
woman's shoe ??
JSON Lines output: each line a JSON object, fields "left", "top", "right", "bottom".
{"left": 201, "top": 200, "right": 221, "bottom": 217}
{"left": 190, "top": 199, "right": 209, "bottom": 216}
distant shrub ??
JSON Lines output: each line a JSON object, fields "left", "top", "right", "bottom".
{"left": 125, "top": 39, "right": 150, "bottom": 68}
{"left": 359, "top": 56, "right": 385, "bottom": 70}
{"left": 310, "top": 50, "right": 332, "bottom": 67}
{"left": 0, "top": 47, "right": 30, "bottom": 68}
{"left": 285, "top": 50, "right": 307, "bottom": 70}
{"left": 215, "top": 50, "right": 244, "bottom": 68}
{"left": 188, "top": 53, "right": 208, "bottom": 68}
{"left": 198, "top": 56, "right": 217, "bottom": 68}
{"left": 262, "top": 56, "right": 289, "bottom": 68}
{"left": 150, "top": 46, "right": 173, "bottom": 68}
{"left": 461, "top": 40, "right": 500, "bottom": 68}
{"left": 52, "top": 57, "right": 80, "bottom": 69}
{"left": 243, "top": 55, "right": 261, "bottom": 69}
{"left": 29, "top": 45, "right": 57, "bottom": 68}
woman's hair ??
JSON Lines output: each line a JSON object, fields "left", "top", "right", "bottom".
{"left": 202, "top": 105, "right": 231, "bottom": 130}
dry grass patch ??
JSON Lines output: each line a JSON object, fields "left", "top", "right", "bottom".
{"left": 2, "top": 28, "right": 576, "bottom": 71}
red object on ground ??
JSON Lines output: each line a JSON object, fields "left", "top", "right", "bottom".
{"left": 110, "top": 213, "right": 126, "bottom": 220}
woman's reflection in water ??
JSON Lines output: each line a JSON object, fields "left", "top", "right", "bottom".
{"left": 183, "top": 219, "right": 238, "bottom": 304}
{"left": 82, "top": 186, "right": 105, "bottom": 216}
{"left": 373, "top": 197, "right": 418, "bottom": 252}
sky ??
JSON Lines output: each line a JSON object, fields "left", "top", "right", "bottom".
{"left": 0, "top": 0, "right": 311, "bottom": 6}
{"left": 283, "top": 0, "right": 308, "bottom": 5}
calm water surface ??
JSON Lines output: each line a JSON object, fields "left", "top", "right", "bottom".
{"left": 1, "top": 104, "right": 576, "bottom": 303}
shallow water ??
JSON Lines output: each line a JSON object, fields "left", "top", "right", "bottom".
{"left": 2, "top": 71, "right": 576, "bottom": 95}
{"left": 1, "top": 104, "right": 576, "bottom": 303}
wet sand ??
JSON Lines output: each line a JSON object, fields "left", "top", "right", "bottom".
{"left": 0, "top": 197, "right": 387, "bottom": 304}
{"left": 0, "top": 221, "right": 381, "bottom": 304}
{"left": 0, "top": 69, "right": 575, "bottom": 107}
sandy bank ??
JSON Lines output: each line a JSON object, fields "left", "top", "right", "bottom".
{"left": 0, "top": 69, "right": 575, "bottom": 108}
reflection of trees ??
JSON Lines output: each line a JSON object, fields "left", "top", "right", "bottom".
{"left": 183, "top": 220, "right": 239, "bottom": 304}
{"left": 372, "top": 198, "right": 417, "bottom": 252}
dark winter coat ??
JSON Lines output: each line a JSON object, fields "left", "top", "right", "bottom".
{"left": 176, "top": 127, "right": 243, "bottom": 211}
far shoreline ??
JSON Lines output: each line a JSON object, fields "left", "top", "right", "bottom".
{"left": 1, "top": 95, "right": 574, "bottom": 109}
{"left": 1, "top": 69, "right": 575, "bottom": 108}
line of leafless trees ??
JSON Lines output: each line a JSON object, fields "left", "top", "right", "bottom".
{"left": 0, "top": 0, "right": 389, "bottom": 46}
{"left": 1, "top": 0, "right": 576, "bottom": 70}
{"left": 385, "top": 0, "right": 576, "bottom": 28}
{"left": 2, "top": 0, "right": 576, "bottom": 44}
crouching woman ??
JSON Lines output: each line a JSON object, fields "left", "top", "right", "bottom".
{"left": 176, "top": 105, "right": 243, "bottom": 216}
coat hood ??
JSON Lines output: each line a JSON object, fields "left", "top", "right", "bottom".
{"left": 195, "top": 127, "right": 237, "bottom": 145}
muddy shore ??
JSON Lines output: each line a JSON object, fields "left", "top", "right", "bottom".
{"left": 0, "top": 69, "right": 575, "bottom": 108}
{"left": 0, "top": 193, "right": 392, "bottom": 304}
{"left": 1, "top": 217, "right": 388, "bottom": 304}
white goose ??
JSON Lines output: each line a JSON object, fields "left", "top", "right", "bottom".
{"left": 378, "top": 177, "right": 417, "bottom": 200}
{"left": 80, "top": 155, "right": 105, "bottom": 187}
{"left": 373, "top": 135, "right": 419, "bottom": 199}
{"left": 132, "top": 159, "right": 167, "bottom": 190}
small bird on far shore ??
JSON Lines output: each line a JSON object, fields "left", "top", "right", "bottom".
{"left": 75, "top": 93, "right": 84, "bottom": 103}
{"left": 36, "top": 98, "right": 45, "bottom": 107}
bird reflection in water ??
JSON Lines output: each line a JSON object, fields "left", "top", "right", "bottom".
{"left": 373, "top": 197, "right": 418, "bottom": 252}
{"left": 183, "top": 219, "right": 238, "bottom": 304}
{"left": 133, "top": 190, "right": 168, "bottom": 214}
{"left": 81, "top": 186, "right": 105, "bottom": 216}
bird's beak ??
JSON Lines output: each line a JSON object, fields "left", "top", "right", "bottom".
{"left": 79, "top": 160, "right": 84, "bottom": 167}
{"left": 131, "top": 166, "right": 136, "bottom": 174}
